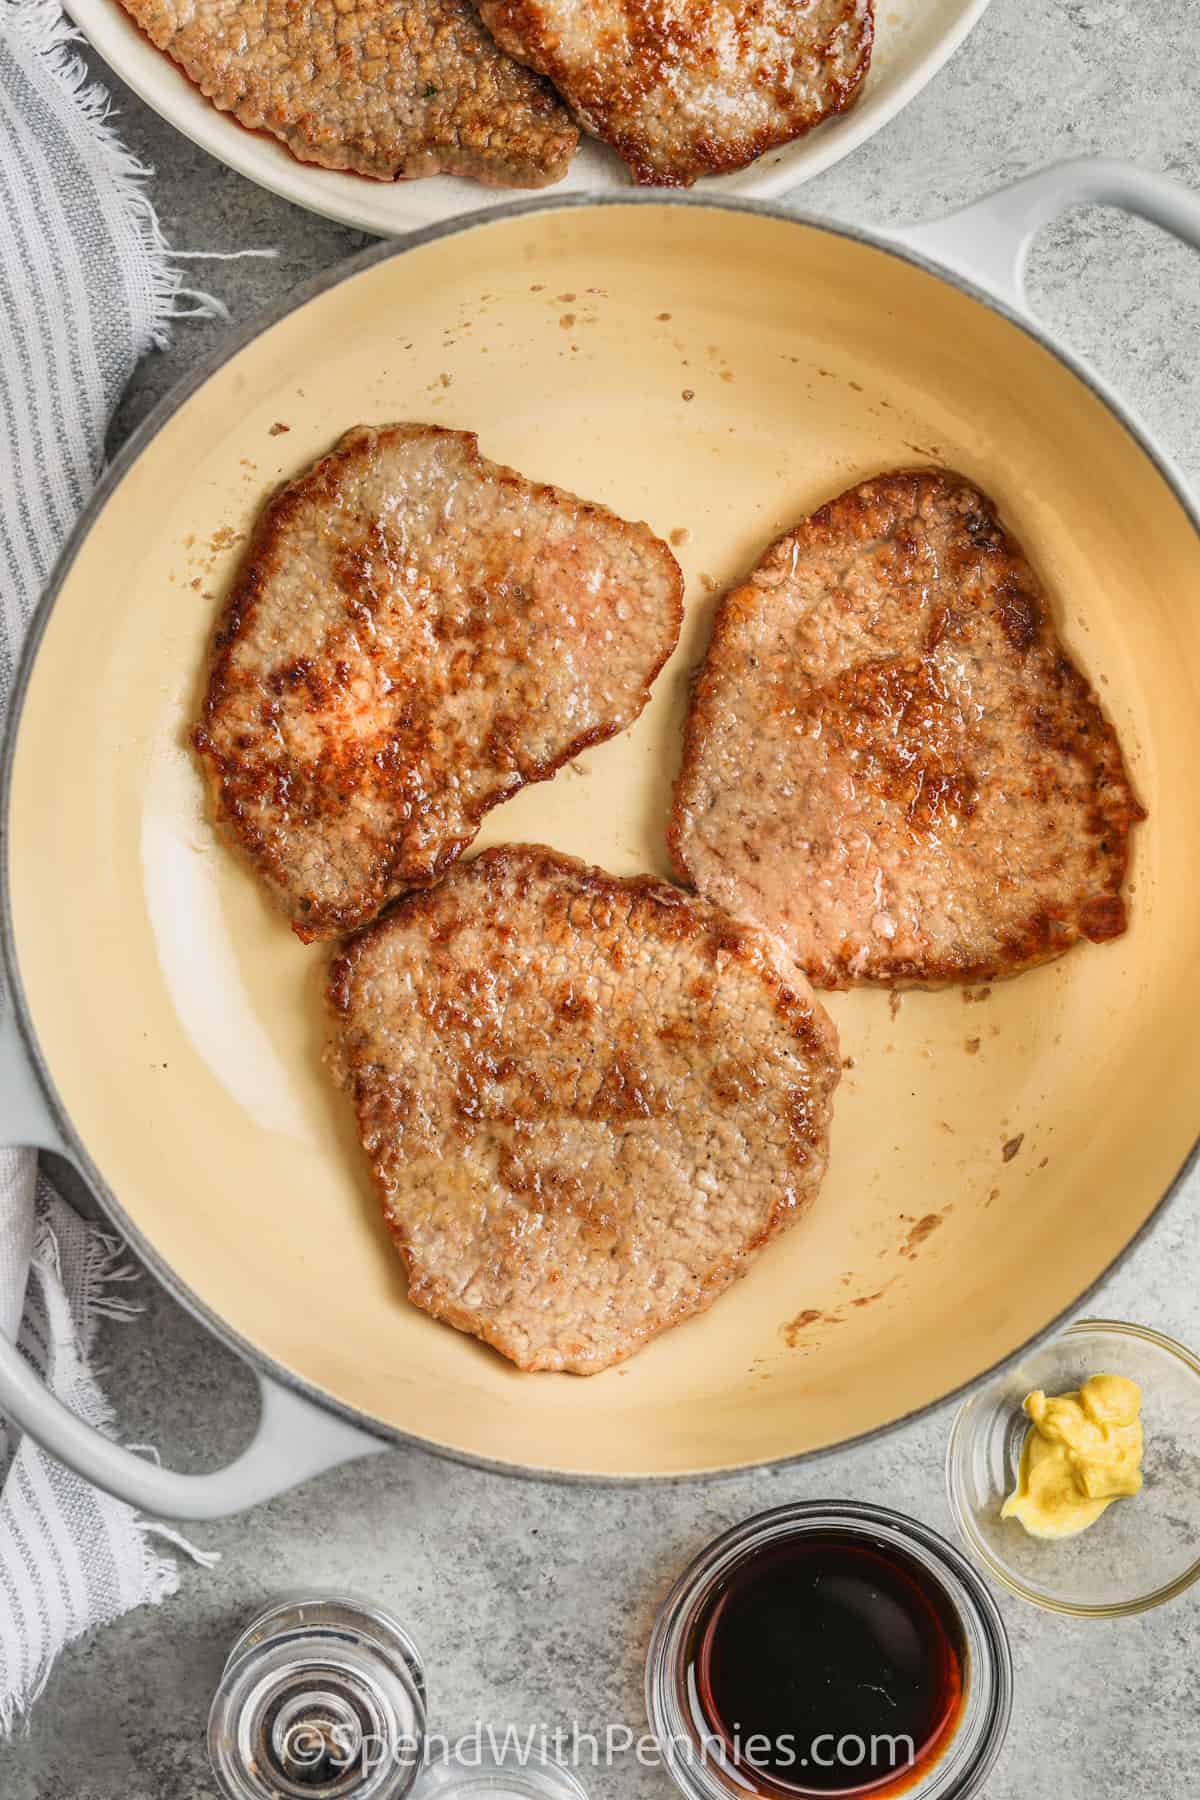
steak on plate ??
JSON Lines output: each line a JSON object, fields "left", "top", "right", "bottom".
{"left": 193, "top": 425, "right": 683, "bottom": 939}
{"left": 477, "top": 0, "right": 873, "bottom": 187}
{"left": 327, "top": 844, "right": 841, "bottom": 1374}
{"left": 115, "top": 0, "right": 578, "bottom": 186}
{"left": 669, "top": 468, "right": 1145, "bottom": 988}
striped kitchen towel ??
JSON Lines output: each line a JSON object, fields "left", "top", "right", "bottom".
{"left": 0, "top": 0, "right": 224, "bottom": 1732}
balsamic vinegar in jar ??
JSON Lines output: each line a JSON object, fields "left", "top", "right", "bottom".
{"left": 686, "top": 1532, "right": 965, "bottom": 1796}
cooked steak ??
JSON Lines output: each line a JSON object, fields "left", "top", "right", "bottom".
{"left": 115, "top": 0, "right": 578, "bottom": 186}
{"left": 193, "top": 426, "right": 683, "bottom": 940}
{"left": 670, "top": 469, "right": 1145, "bottom": 988}
{"left": 327, "top": 844, "right": 841, "bottom": 1374}
{"left": 477, "top": 0, "right": 873, "bottom": 187}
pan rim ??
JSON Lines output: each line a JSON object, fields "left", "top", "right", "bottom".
{"left": 3, "top": 190, "right": 1197, "bottom": 1484}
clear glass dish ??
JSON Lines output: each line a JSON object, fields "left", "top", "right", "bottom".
{"left": 209, "top": 1594, "right": 427, "bottom": 1800}
{"left": 946, "top": 1318, "right": 1200, "bottom": 1616}
{"left": 415, "top": 1748, "right": 590, "bottom": 1800}
{"left": 645, "top": 1500, "right": 1011, "bottom": 1800}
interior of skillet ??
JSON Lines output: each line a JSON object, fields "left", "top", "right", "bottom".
{"left": 8, "top": 203, "right": 1199, "bottom": 1476}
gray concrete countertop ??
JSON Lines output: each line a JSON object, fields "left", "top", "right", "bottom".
{"left": 7, "top": 0, "right": 1199, "bottom": 1793}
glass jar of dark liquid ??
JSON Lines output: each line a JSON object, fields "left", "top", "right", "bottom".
{"left": 645, "top": 1502, "right": 1011, "bottom": 1800}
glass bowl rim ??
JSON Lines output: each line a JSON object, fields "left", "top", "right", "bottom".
{"left": 644, "top": 1498, "right": 1013, "bottom": 1800}
{"left": 945, "top": 1316, "right": 1200, "bottom": 1618}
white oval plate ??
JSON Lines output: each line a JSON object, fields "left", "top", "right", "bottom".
{"left": 68, "top": 0, "right": 992, "bottom": 236}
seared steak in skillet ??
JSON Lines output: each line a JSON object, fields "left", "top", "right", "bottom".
{"left": 477, "top": 0, "right": 874, "bottom": 187}
{"left": 193, "top": 425, "right": 683, "bottom": 940}
{"left": 327, "top": 845, "right": 841, "bottom": 1374}
{"left": 115, "top": 0, "right": 578, "bottom": 186}
{"left": 670, "top": 469, "right": 1145, "bottom": 988}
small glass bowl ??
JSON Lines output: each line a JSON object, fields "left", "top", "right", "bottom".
{"left": 209, "top": 1595, "right": 428, "bottom": 1800}
{"left": 415, "top": 1747, "right": 589, "bottom": 1800}
{"left": 645, "top": 1501, "right": 1012, "bottom": 1800}
{"left": 946, "top": 1318, "right": 1200, "bottom": 1617}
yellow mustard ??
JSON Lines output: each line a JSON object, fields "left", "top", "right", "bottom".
{"left": 1001, "top": 1373, "right": 1143, "bottom": 1539}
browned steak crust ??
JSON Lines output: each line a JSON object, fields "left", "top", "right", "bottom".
{"left": 478, "top": 0, "right": 873, "bottom": 187}
{"left": 327, "top": 845, "right": 840, "bottom": 1374}
{"left": 670, "top": 469, "right": 1146, "bottom": 989}
{"left": 193, "top": 426, "right": 683, "bottom": 940}
{"left": 114, "top": 0, "right": 578, "bottom": 186}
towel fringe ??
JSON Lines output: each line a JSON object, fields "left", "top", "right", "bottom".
{"left": 44, "top": 1220, "right": 219, "bottom": 1583}
{"left": 144, "top": 1521, "right": 222, "bottom": 1569}
{"left": 173, "top": 247, "right": 281, "bottom": 261}
{"left": 4, "top": 0, "right": 235, "bottom": 345}
{"left": 2, "top": 1206, "right": 221, "bottom": 1742}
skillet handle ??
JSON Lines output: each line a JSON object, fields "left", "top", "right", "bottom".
{"left": 0, "top": 1005, "right": 386, "bottom": 1520}
{"left": 889, "top": 155, "right": 1200, "bottom": 310}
